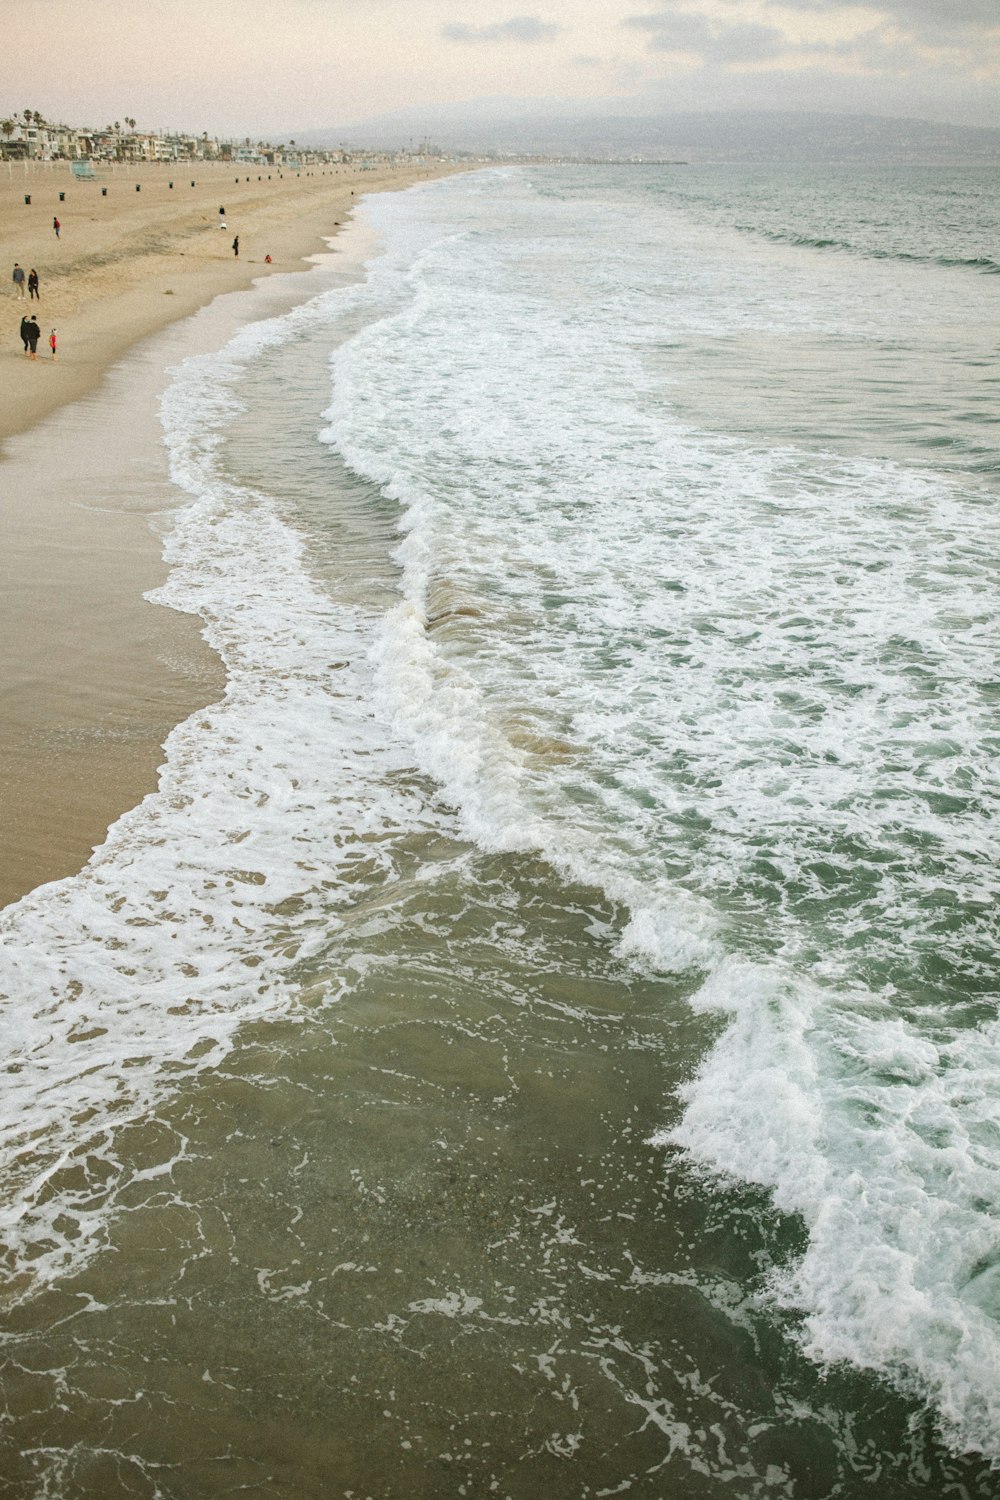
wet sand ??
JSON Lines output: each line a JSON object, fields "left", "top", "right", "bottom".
{"left": 0, "top": 157, "right": 465, "bottom": 907}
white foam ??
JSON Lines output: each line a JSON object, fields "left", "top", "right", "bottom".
{"left": 319, "top": 166, "right": 1000, "bottom": 1456}
{"left": 0, "top": 254, "right": 442, "bottom": 1297}
{"left": 663, "top": 958, "right": 1000, "bottom": 1456}
{"left": 5, "top": 161, "right": 996, "bottom": 1466}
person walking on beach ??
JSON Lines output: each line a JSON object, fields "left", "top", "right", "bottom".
{"left": 48, "top": 328, "right": 57, "bottom": 360}
{"left": 12, "top": 263, "right": 26, "bottom": 298}
{"left": 232, "top": 235, "right": 239, "bottom": 258}
{"left": 24, "top": 314, "right": 40, "bottom": 359}
{"left": 19, "top": 314, "right": 31, "bottom": 353}
{"left": 53, "top": 216, "right": 61, "bottom": 239}
{"left": 27, "top": 268, "right": 39, "bottom": 300}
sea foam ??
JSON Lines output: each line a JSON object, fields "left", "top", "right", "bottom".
{"left": 0, "top": 281, "right": 437, "bottom": 1296}
{"left": 322, "top": 167, "right": 1000, "bottom": 1460}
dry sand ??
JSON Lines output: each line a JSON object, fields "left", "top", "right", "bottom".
{"left": 0, "top": 156, "right": 466, "bottom": 907}
{"left": 1, "top": 157, "right": 456, "bottom": 447}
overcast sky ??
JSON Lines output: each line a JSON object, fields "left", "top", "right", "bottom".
{"left": 2, "top": 0, "right": 997, "bottom": 137}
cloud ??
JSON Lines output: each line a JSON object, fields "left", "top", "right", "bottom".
{"left": 849, "top": 0, "right": 1000, "bottom": 53}
{"left": 618, "top": 0, "right": 1000, "bottom": 130}
{"left": 624, "top": 11, "right": 785, "bottom": 64}
{"left": 623, "top": 0, "right": 1000, "bottom": 77}
{"left": 441, "top": 15, "right": 561, "bottom": 44}
{"left": 784, "top": 0, "right": 998, "bottom": 25}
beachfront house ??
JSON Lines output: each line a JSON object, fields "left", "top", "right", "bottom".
{"left": 1, "top": 108, "right": 377, "bottom": 169}
{"left": 0, "top": 119, "right": 96, "bottom": 160}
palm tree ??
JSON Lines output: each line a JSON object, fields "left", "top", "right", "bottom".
{"left": 32, "top": 110, "right": 44, "bottom": 127}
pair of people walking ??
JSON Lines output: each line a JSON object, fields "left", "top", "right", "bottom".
{"left": 12, "top": 265, "right": 40, "bottom": 299}
{"left": 19, "top": 315, "right": 56, "bottom": 360}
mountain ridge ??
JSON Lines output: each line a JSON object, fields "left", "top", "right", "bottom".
{"left": 294, "top": 107, "right": 1000, "bottom": 162}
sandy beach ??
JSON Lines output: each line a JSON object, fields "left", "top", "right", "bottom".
{"left": 0, "top": 156, "right": 463, "bottom": 907}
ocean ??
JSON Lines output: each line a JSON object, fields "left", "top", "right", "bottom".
{"left": 1, "top": 160, "right": 999, "bottom": 1497}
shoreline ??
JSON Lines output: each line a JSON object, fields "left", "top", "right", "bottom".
{"left": 0, "top": 159, "right": 467, "bottom": 908}
{"left": 1, "top": 158, "right": 462, "bottom": 451}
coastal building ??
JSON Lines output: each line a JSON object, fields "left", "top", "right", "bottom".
{"left": 0, "top": 108, "right": 457, "bottom": 169}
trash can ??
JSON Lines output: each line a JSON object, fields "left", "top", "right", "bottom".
{"left": 24, "top": 194, "right": 31, "bottom": 204}
{"left": 135, "top": 183, "right": 141, "bottom": 192}
{"left": 59, "top": 191, "right": 65, "bottom": 201}
{"left": 102, "top": 187, "right": 108, "bottom": 196}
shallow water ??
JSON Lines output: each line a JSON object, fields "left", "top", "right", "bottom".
{"left": 1, "top": 165, "right": 998, "bottom": 1496}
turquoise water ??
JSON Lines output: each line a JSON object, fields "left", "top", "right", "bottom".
{"left": 0, "top": 163, "right": 998, "bottom": 1496}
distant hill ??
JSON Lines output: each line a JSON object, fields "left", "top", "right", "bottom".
{"left": 296, "top": 107, "right": 1000, "bottom": 162}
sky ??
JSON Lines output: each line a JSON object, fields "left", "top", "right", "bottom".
{"left": 2, "top": 0, "right": 998, "bottom": 138}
